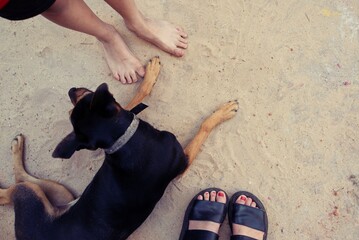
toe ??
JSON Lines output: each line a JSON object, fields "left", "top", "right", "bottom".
{"left": 176, "top": 41, "right": 188, "bottom": 49}
{"left": 129, "top": 71, "right": 138, "bottom": 83}
{"left": 210, "top": 191, "right": 216, "bottom": 201}
{"left": 136, "top": 66, "right": 146, "bottom": 78}
{"left": 245, "top": 197, "right": 253, "bottom": 206}
{"left": 236, "top": 195, "right": 247, "bottom": 205}
{"left": 119, "top": 74, "right": 127, "bottom": 84}
{"left": 124, "top": 73, "right": 132, "bottom": 84}
{"left": 113, "top": 72, "right": 121, "bottom": 82}
{"left": 204, "top": 192, "right": 210, "bottom": 201}
{"left": 217, "top": 191, "right": 226, "bottom": 204}
{"left": 179, "top": 37, "right": 188, "bottom": 44}
{"left": 177, "top": 27, "right": 188, "bottom": 38}
{"left": 173, "top": 48, "right": 185, "bottom": 57}
{"left": 197, "top": 195, "right": 203, "bottom": 200}
{"left": 250, "top": 201, "right": 257, "bottom": 208}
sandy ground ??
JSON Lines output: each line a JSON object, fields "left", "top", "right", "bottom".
{"left": 1, "top": 0, "right": 359, "bottom": 239}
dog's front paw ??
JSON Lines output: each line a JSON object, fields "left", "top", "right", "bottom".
{"left": 215, "top": 100, "right": 239, "bottom": 121}
{"left": 11, "top": 134, "right": 24, "bottom": 154}
{"left": 143, "top": 56, "right": 161, "bottom": 86}
{"left": 203, "top": 100, "right": 239, "bottom": 130}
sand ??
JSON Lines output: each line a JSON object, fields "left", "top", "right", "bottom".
{"left": 1, "top": 0, "right": 359, "bottom": 239}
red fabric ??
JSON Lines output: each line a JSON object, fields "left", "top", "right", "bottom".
{"left": 0, "top": 0, "right": 9, "bottom": 10}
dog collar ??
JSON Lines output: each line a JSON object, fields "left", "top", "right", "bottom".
{"left": 130, "top": 103, "right": 148, "bottom": 115}
{"left": 104, "top": 115, "right": 140, "bottom": 154}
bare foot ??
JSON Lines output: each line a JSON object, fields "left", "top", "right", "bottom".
{"left": 232, "top": 195, "right": 265, "bottom": 240}
{"left": 99, "top": 25, "right": 145, "bottom": 84}
{"left": 126, "top": 17, "right": 188, "bottom": 57}
{"left": 188, "top": 190, "right": 227, "bottom": 234}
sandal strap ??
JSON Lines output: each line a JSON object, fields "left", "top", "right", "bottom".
{"left": 231, "top": 204, "right": 266, "bottom": 232}
{"left": 185, "top": 230, "right": 219, "bottom": 240}
{"left": 189, "top": 200, "right": 226, "bottom": 223}
{"left": 231, "top": 235, "right": 257, "bottom": 240}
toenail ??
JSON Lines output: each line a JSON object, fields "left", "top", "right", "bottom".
{"left": 240, "top": 196, "right": 247, "bottom": 201}
{"left": 218, "top": 192, "right": 224, "bottom": 197}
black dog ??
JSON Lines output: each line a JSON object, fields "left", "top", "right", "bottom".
{"left": 0, "top": 57, "right": 238, "bottom": 239}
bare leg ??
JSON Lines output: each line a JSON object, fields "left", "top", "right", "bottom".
{"left": 125, "top": 56, "right": 160, "bottom": 110}
{"left": 105, "top": 0, "right": 188, "bottom": 57}
{"left": 42, "top": 0, "right": 145, "bottom": 83}
{"left": 12, "top": 134, "right": 74, "bottom": 207}
{"left": 184, "top": 101, "right": 239, "bottom": 166}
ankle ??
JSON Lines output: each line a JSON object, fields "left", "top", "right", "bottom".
{"left": 125, "top": 20, "right": 141, "bottom": 33}
{"left": 96, "top": 24, "right": 118, "bottom": 43}
{"left": 124, "top": 15, "right": 148, "bottom": 33}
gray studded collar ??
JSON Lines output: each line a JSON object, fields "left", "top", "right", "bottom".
{"left": 104, "top": 115, "right": 140, "bottom": 155}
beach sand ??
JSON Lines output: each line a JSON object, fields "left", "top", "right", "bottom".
{"left": 0, "top": 0, "right": 358, "bottom": 239}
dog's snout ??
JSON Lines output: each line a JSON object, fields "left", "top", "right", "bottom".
{"left": 68, "top": 88, "right": 77, "bottom": 98}
{"left": 68, "top": 87, "right": 93, "bottom": 106}
{"left": 68, "top": 88, "right": 77, "bottom": 105}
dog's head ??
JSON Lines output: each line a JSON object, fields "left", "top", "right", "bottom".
{"left": 53, "top": 83, "right": 123, "bottom": 159}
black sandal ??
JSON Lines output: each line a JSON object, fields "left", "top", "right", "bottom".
{"left": 179, "top": 188, "right": 228, "bottom": 240}
{"left": 228, "top": 191, "right": 268, "bottom": 240}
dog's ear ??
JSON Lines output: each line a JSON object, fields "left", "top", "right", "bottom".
{"left": 91, "top": 83, "right": 118, "bottom": 117}
{"left": 52, "top": 132, "right": 80, "bottom": 159}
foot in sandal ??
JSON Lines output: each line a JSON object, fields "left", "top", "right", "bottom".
{"left": 179, "top": 188, "right": 228, "bottom": 240}
{"left": 228, "top": 191, "right": 268, "bottom": 240}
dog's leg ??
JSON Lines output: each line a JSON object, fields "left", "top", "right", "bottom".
{"left": 12, "top": 134, "right": 75, "bottom": 207}
{"left": 184, "top": 100, "right": 239, "bottom": 166}
{"left": 1, "top": 182, "right": 59, "bottom": 240}
{"left": 0, "top": 186, "right": 14, "bottom": 205}
{"left": 125, "top": 56, "right": 161, "bottom": 110}
{"left": 0, "top": 182, "right": 57, "bottom": 215}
